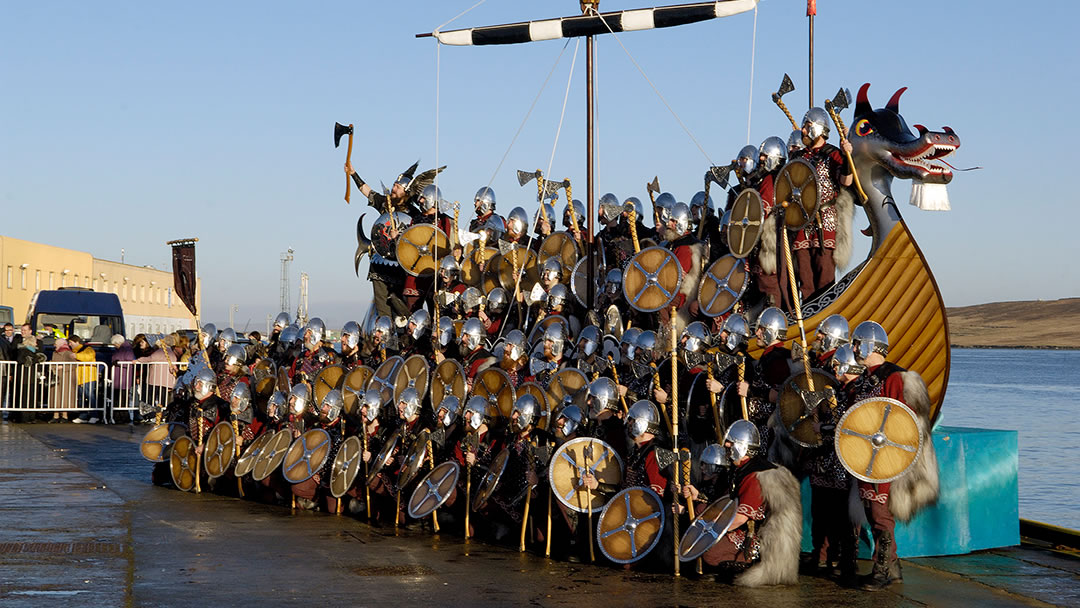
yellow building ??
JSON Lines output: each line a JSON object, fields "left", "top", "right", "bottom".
{"left": 0, "top": 235, "right": 200, "bottom": 336}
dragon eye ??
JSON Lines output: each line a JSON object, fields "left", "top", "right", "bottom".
{"left": 854, "top": 119, "right": 874, "bottom": 137}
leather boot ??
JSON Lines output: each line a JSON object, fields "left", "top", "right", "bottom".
{"left": 860, "top": 533, "right": 902, "bottom": 590}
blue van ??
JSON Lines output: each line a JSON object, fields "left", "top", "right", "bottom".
{"left": 28, "top": 288, "right": 125, "bottom": 348}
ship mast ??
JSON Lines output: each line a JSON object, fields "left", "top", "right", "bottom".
{"left": 583, "top": 0, "right": 597, "bottom": 308}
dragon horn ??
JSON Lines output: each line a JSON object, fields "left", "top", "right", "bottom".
{"left": 886, "top": 87, "right": 908, "bottom": 113}
{"left": 855, "top": 83, "right": 873, "bottom": 117}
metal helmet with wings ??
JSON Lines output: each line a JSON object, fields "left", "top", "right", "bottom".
{"left": 395, "top": 160, "right": 448, "bottom": 200}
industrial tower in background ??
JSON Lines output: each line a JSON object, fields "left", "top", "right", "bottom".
{"left": 280, "top": 248, "right": 294, "bottom": 316}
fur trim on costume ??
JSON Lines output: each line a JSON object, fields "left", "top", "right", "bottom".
{"left": 736, "top": 466, "right": 802, "bottom": 587}
{"left": 889, "top": 371, "right": 939, "bottom": 522}
{"left": 766, "top": 409, "right": 800, "bottom": 471}
{"left": 759, "top": 213, "right": 779, "bottom": 276}
{"left": 833, "top": 189, "right": 855, "bottom": 270}
{"left": 674, "top": 241, "right": 705, "bottom": 337}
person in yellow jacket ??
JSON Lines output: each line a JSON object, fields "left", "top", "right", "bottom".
{"left": 69, "top": 334, "right": 101, "bottom": 424}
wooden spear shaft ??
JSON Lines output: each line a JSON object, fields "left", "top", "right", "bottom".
{"left": 519, "top": 438, "right": 535, "bottom": 552}
{"left": 779, "top": 215, "right": 816, "bottom": 393}
{"left": 670, "top": 303, "right": 680, "bottom": 578}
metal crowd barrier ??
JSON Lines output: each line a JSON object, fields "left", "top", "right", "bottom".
{"left": 109, "top": 361, "right": 187, "bottom": 424}
{"left": 0, "top": 361, "right": 111, "bottom": 421}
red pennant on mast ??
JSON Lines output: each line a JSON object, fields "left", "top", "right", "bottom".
{"left": 807, "top": 0, "right": 817, "bottom": 16}
{"left": 167, "top": 238, "right": 199, "bottom": 318}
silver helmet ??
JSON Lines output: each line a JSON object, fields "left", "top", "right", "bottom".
{"left": 540, "top": 202, "right": 556, "bottom": 228}
{"left": 218, "top": 327, "right": 238, "bottom": 351}
{"left": 319, "top": 389, "right": 344, "bottom": 423}
{"left": 576, "top": 325, "right": 601, "bottom": 358}
{"left": 273, "top": 312, "right": 291, "bottom": 331}
{"left": 540, "top": 257, "right": 562, "bottom": 284}
{"left": 756, "top": 307, "right": 788, "bottom": 345}
{"left": 511, "top": 393, "right": 540, "bottom": 432}
{"left": 723, "top": 419, "right": 762, "bottom": 462}
{"left": 463, "top": 395, "right": 490, "bottom": 430}
{"left": 408, "top": 309, "right": 430, "bottom": 341}
{"left": 398, "top": 387, "right": 421, "bottom": 420}
{"left": 604, "top": 268, "right": 622, "bottom": 297}
{"left": 266, "top": 390, "right": 287, "bottom": 424}
{"left": 563, "top": 199, "right": 585, "bottom": 229}
{"left": 436, "top": 395, "right": 462, "bottom": 428}
{"left": 700, "top": 443, "right": 729, "bottom": 476}
{"left": 362, "top": 388, "right": 383, "bottom": 422}
{"left": 599, "top": 192, "right": 621, "bottom": 224}
{"left": 304, "top": 318, "right": 326, "bottom": 346}
{"left": 474, "top": 186, "right": 497, "bottom": 215}
{"left": 655, "top": 192, "right": 676, "bottom": 224}
{"left": 689, "top": 190, "right": 713, "bottom": 221}
{"left": 486, "top": 287, "right": 508, "bottom": 315}
{"left": 462, "top": 287, "right": 483, "bottom": 313}
{"left": 460, "top": 318, "right": 485, "bottom": 351}
{"left": 802, "top": 107, "right": 831, "bottom": 141}
{"left": 199, "top": 323, "right": 217, "bottom": 350}
{"left": 224, "top": 344, "right": 247, "bottom": 369}
{"left": 192, "top": 367, "right": 216, "bottom": 401}
{"left": 482, "top": 215, "right": 506, "bottom": 243}
{"left": 437, "top": 316, "right": 455, "bottom": 347}
{"left": 622, "top": 196, "right": 644, "bottom": 221}
{"left": 542, "top": 322, "right": 567, "bottom": 359}
{"left": 279, "top": 324, "right": 300, "bottom": 346}
{"left": 720, "top": 313, "right": 751, "bottom": 352}
{"left": 555, "top": 404, "right": 583, "bottom": 437}
{"left": 373, "top": 315, "right": 392, "bottom": 342}
{"left": 506, "top": 206, "right": 529, "bottom": 236}
{"left": 546, "top": 283, "right": 569, "bottom": 311}
{"left": 503, "top": 329, "right": 528, "bottom": 362}
{"left": 735, "top": 144, "right": 759, "bottom": 176}
{"left": 439, "top": 256, "right": 461, "bottom": 283}
{"left": 342, "top": 321, "right": 361, "bottom": 350}
{"left": 831, "top": 343, "right": 865, "bottom": 377}
{"left": 419, "top": 184, "right": 442, "bottom": 213}
{"left": 288, "top": 383, "right": 311, "bottom": 417}
{"left": 814, "top": 314, "right": 850, "bottom": 354}
{"left": 851, "top": 320, "right": 889, "bottom": 363}
{"left": 759, "top": 136, "right": 788, "bottom": 172}
{"left": 669, "top": 202, "right": 692, "bottom": 235}
{"left": 787, "top": 129, "right": 806, "bottom": 154}
{"left": 681, "top": 322, "right": 711, "bottom": 355}
{"left": 634, "top": 330, "right": 659, "bottom": 365}
{"left": 586, "top": 377, "right": 618, "bottom": 418}
{"left": 627, "top": 400, "right": 662, "bottom": 438}
{"left": 621, "top": 327, "right": 642, "bottom": 361}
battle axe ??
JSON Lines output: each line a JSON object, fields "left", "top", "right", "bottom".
{"left": 517, "top": 169, "right": 550, "bottom": 224}
{"left": 334, "top": 122, "right": 354, "bottom": 203}
{"left": 646, "top": 176, "right": 661, "bottom": 226}
{"left": 825, "top": 88, "right": 868, "bottom": 202}
{"left": 772, "top": 74, "right": 799, "bottom": 131}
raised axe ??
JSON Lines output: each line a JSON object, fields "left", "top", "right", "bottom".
{"left": 825, "top": 87, "right": 868, "bottom": 202}
{"left": 771, "top": 73, "right": 799, "bottom": 131}
{"left": 334, "top": 122, "right": 355, "bottom": 203}
{"left": 699, "top": 164, "right": 731, "bottom": 239}
{"left": 516, "top": 169, "right": 557, "bottom": 225}
{"left": 645, "top": 176, "right": 661, "bottom": 226}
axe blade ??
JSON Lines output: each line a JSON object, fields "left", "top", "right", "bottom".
{"left": 778, "top": 73, "right": 795, "bottom": 97}
{"left": 516, "top": 169, "right": 539, "bottom": 187}
{"left": 833, "top": 87, "right": 852, "bottom": 112}
{"left": 708, "top": 164, "right": 734, "bottom": 190}
{"left": 646, "top": 176, "right": 660, "bottom": 196}
{"left": 334, "top": 122, "right": 353, "bottom": 148}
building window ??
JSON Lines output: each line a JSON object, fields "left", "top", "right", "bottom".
{"left": 49, "top": 272, "right": 54, "bottom": 289}
{"left": 6, "top": 266, "right": 11, "bottom": 289}
{"left": 122, "top": 285, "right": 127, "bottom": 301}
{"left": 73, "top": 274, "right": 78, "bottom": 287}
{"left": 93, "top": 279, "right": 98, "bottom": 291}
{"left": 167, "top": 288, "right": 172, "bottom": 307}
{"left": 21, "top": 269, "right": 26, "bottom": 290}
{"left": 84, "top": 276, "right": 89, "bottom": 288}
{"left": 35, "top": 270, "right": 40, "bottom": 290}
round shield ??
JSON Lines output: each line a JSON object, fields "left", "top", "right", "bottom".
{"left": 679, "top": 497, "right": 740, "bottom": 562}
{"left": 330, "top": 435, "right": 363, "bottom": 498}
{"left": 393, "top": 354, "right": 430, "bottom": 404}
{"left": 778, "top": 370, "right": 841, "bottom": 448}
{"left": 727, "top": 188, "right": 765, "bottom": 259}
{"left": 835, "top": 397, "right": 924, "bottom": 483}
{"left": 622, "top": 246, "right": 683, "bottom": 313}
{"left": 549, "top": 437, "right": 624, "bottom": 513}
{"left": 408, "top": 460, "right": 460, "bottom": 519}
{"left": 495, "top": 247, "right": 540, "bottom": 291}
{"left": 547, "top": 368, "right": 588, "bottom": 411}
{"left": 774, "top": 158, "right": 820, "bottom": 231}
{"left": 571, "top": 256, "right": 603, "bottom": 308}
{"left": 203, "top": 421, "right": 237, "bottom": 479}
{"left": 371, "top": 211, "right": 413, "bottom": 258}
{"left": 597, "top": 487, "right": 666, "bottom": 564}
{"left": 472, "top": 447, "right": 510, "bottom": 511}
{"left": 313, "top": 364, "right": 346, "bottom": 406}
{"left": 342, "top": 365, "right": 375, "bottom": 420}
{"left": 432, "top": 359, "right": 466, "bottom": 405}
{"left": 281, "top": 428, "right": 332, "bottom": 484}
{"left": 461, "top": 242, "right": 498, "bottom": 287}
{"left": 252, "top": 360, "right": 277, "bottom": 400}
{"left": 396, "top": 223, "right": 450, "bottom": 277}
{"left": 697, "top": 255, "right": 749, "bottom": 317}
{"left": 539, "top": 231, "right": 581, "bottom": 281}
{"left": 398, "top": 429, "right": 432, "bottom": 488}
{"left": 518, "top": 381, "right": 551, "bottom": 430}
{"left": 470, "top": 367, "right": 515, "bottom": 419}
{"left": 140, "top": 422, "right": 188, "bottom": 462}
{"left": 252, "top": 429, "right": 293, "bottom": 481}
{"left": 367, "top": 429, "right": 401, "bottom": 485}
{"left": 234, "top": 431, "right": 273, "bottom": 478}
{"left": 370, "top": 356, "right": 404, "bottom": 405}
{"left": 169, "top": 435, "right": 198, "bottom": 492}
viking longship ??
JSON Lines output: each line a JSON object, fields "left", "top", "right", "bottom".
{"left": 414, "top": 0, "right": 958, "bottom": 422}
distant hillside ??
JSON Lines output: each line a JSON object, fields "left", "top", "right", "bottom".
{"left": 946, "top": 298, "right": 1080, "bottom": 349}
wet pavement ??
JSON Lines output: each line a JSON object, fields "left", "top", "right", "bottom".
{"left": 1, "top": 422, "right": 1076, "bottom": 607}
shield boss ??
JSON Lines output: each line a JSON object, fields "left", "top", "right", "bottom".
{"left": 548, "top": 437, "right": 623, "bottom": 513}
{"left": 835, "top": 397, "right": 924, "bottom": 483}
{"left": 371, "top": 356, "right": 403, "bottom": 405}
{"left": 330, "top": 435, "right": 363, "bottom": 498}
{"left": 432, "top": 359, "right": 466, "bottom": 404}
{"left": 203, "top": 421, "right": 237, "bottom": 479}
{"left": 396, "top": 223, "right": 450, "bottom": 277}
{"left": 470, "top": 368, "right": 515, "bottom": 419}
{"left": 774, "top": 158, "right": 820, "bottom": 231}
{"left": 281, "top": 428, "right": 332, "bottom": 484}
{"left": 169, "top": 435, "right": 198, "bottom": 492}
{"left": 622, "top": 246, "right": 683, "bottom": 313}
{"left": 393, "top": 355, "right": 430, "bottom": 404}
{"left": 596, "top": 487, "right": 665, "bottom": 564}
{"left": 727, "top": 188, "right": 764, "bottom": 258}
{"left": 408, "top": 461, "right": 460, "bottom": 519}
{"left": 697, "top": 255, "right": 748, "bottom": 317}
{"left": 547, "top": 368, "right": 587, "bottom": 411}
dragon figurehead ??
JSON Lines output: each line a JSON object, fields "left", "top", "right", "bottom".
{"left": 848, "top": 83, "right": 961, "bottom": 253}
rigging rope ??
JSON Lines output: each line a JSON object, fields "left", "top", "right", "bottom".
{"left": 587, "top": 6, "right": 714, "bottom": 166}
{"left": 746, "top": 3, "right": 758, "bottom": 144}
{"left": 434, "top": 0, "right": 488, "bottom": 35}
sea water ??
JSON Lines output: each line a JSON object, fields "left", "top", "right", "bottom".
{"left": 940, "top": 348, "right": 1080, "bottom": 530}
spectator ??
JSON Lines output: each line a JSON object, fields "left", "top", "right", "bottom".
{"left": 110, "top": 334, "right": 136, "bottom": 423}
{"left": 69, "top": 334, "right": 100, "bottom": 424}
{"left": 49, "top": 338, "right": 77, "bottom": 422}
{"left": 13, "top": 335, "right": 46, "bottom": 422}
{"left": 0, "top": 323, "right": 15, "bottom": 360}
{"left": 135, "top": 335, "right": 184, "bottom": 420}
{"left": 0, "top": 323, "right": 15, "bottom": 414}
{"left": 132, "top": 334, "right": 153, "bottom": 359}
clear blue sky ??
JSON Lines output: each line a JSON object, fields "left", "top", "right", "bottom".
{"left": 2, "top": 1, "right": 1076, "bottom": 329}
